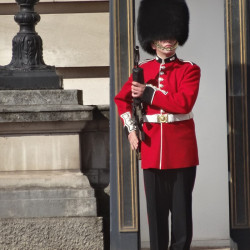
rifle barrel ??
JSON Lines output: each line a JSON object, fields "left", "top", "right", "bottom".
{"left": 134, "top": 46, "right": 140, "bottom": 68}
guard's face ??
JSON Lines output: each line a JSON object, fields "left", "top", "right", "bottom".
{"left": 152, "top": 39, "right": 178, "bottom": 58}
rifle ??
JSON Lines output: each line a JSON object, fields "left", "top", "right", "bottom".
{"left": 132, "top": 46, "right": 145, "bottom": 160}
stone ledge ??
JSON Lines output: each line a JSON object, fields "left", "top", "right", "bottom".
{"left": 0, "top": 170, "right": 91, "bottom": 189}
{"left": 0, "top": 108, "right": 93, "bottom": 122}
{"left": 0, "top": 90, "right": 95, "bottom": 134}
{"left": 0, "top": 105, "right": 90, "bottom": 112}
{"left": 0, "top": 216, "right": 103, "bottom": 250}
{"left": 0, "top": 194, "right": 96, "bottom": 218}
{"left": 0, "top": 90, "right": 83, "bottom": 106}
{"left": 0, "top": 120, "right": 89, "bottom": 134}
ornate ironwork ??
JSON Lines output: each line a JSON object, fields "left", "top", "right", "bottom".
{"left": 3, "top": 0, "right": 52, "bottom": 71}
{"left": 0, "top": 0, "right": 61, "bottom": 90}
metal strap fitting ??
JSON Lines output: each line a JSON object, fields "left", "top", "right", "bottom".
{"left": 157, "top": 114, "right": 168, "bottom": 123}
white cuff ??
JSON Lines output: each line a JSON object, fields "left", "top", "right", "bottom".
{"left": 120, "top": 112, "right": 136, "bottom": 133}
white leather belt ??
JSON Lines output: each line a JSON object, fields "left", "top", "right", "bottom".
{"left": 143, "top": 112, "right": 193, "bottom": 123}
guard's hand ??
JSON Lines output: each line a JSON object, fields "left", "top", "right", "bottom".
{"left": 131, "top": 81, "right": 145, "bottom": 98}
{"left": 128, "top": 130, "right": 139, "bottom": 150}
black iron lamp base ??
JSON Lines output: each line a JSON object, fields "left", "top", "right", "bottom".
{"left": 0, "top": 69, "right": 62, "bottom": 90}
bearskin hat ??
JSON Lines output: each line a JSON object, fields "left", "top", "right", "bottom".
{"left": 137, "top": 0, "right": 189, "bottom": 55}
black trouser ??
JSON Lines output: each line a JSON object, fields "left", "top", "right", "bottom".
{"left": 143, "top": 166, "right": 197, "bottom": 250}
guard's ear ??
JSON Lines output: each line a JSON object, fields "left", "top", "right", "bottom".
{"left": 151, "top": 42, "right": 156, "bottom": 50}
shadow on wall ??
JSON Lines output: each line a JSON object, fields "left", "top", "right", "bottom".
{"left": 80, "top": 105, "right": 110, "bottom": 250}
{"left": 231, "top": 229, "right": 250, "bottom": 250}
{"left": 226, "top": 61, "right": 250, "bottom": 250}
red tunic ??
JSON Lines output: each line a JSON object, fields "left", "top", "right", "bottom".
{"left": 114, "top": 55, "right": 201, "bottom": 170}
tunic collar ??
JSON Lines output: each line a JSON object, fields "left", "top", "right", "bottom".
{"left": 155, "top": 54, "right": 177, "bottom": 64}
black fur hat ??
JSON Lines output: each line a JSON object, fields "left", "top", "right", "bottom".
{"left": 137, "top": 0, "right": 189, "bottom": 55}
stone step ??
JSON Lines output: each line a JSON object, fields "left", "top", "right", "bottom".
{"left": 0, "top": 170, "right": 97, "bottom": 218}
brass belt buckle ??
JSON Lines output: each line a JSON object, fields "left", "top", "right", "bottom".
{"left": 157, "top": 114, "right": 168, "bottom": 123}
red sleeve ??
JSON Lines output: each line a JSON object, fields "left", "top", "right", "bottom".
{"left": 114, "top": 74, "right": 137, "bottom": 133}
{"left": 114, "top": 74, "right": 133, "bottom": 118}
{"left": 143, "top": 64, "right": 201, "bottom": 114}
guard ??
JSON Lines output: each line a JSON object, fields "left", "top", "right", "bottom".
{"left": 114, "top": 0, "right": 201, "bottom": 249}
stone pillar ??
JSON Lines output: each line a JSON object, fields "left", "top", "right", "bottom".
{"left": 0, "top": 90, "right": 104, "bottom": 249}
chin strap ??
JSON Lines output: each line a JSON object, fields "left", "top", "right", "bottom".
{"left": 154, "top": 41, "right": 179, "bottom": 51}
